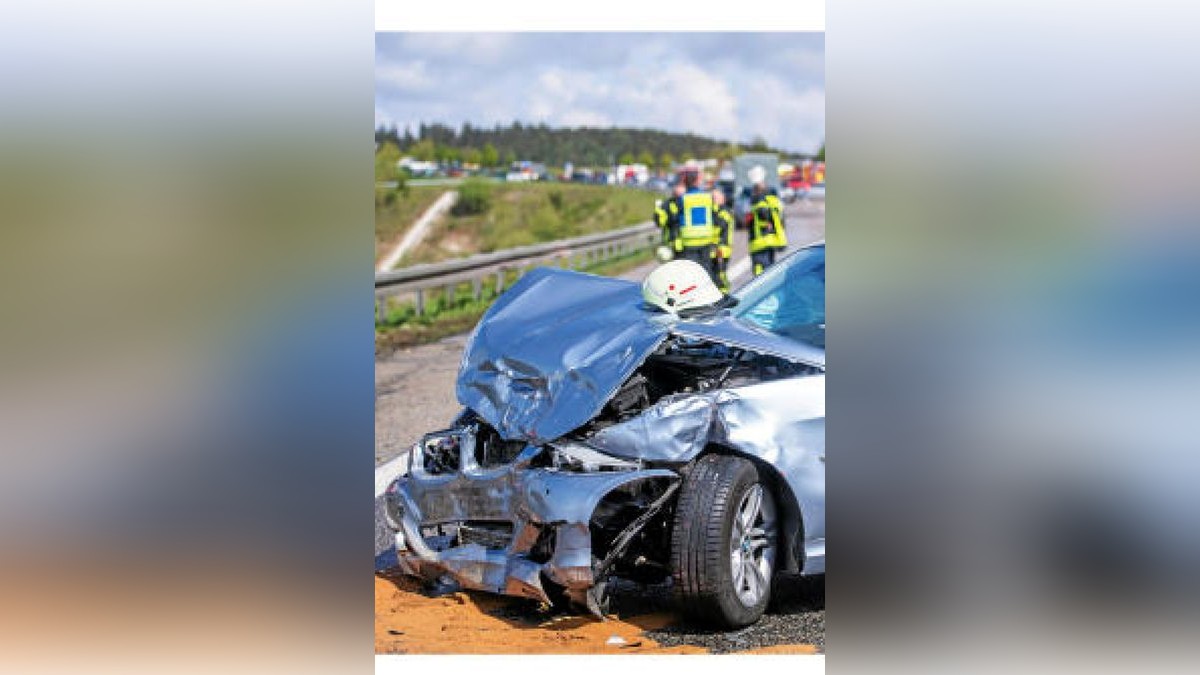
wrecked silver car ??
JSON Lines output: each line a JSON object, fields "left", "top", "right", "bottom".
{"left": 379, "top": 243, "right": 825, "bottom": 628}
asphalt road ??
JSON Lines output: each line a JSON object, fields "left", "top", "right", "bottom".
{"left": 374, "top": 199, "right": 825, "bottom": 652}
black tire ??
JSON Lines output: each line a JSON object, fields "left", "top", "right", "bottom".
{"left": 670, "top": 454, "right": 778, "bottom": 628}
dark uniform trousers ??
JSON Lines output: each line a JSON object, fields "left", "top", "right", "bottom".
{"left": 751, "top": 248, "right": 777, "bottom": 276}
{"left": 678, "top": 244, "right": 715, "bottom": 270}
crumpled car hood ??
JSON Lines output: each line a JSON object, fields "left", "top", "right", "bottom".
{"left": 457, "top": 267, "right": 822, "bottom": 444}
{"left": 456, "top": 268, "right": 677, "bottom": 443}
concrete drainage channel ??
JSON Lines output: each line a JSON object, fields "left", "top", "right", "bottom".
{"left": 376, "top": 190, "right": 459, "bottom": 274}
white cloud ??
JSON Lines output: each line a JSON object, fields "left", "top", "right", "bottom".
{"left": 740, "top": 76, "right": 825, "bottom": 151}
{"left": 648, "top": 62, "right": 739, "bottom": 139}
{"left": 375, "top": 59, "right": 433, "bottom": 92}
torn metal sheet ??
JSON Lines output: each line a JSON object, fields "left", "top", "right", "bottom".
{"left": 384, "top": 428, "right": 677, "bottom": 605}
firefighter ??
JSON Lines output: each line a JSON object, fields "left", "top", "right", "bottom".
{"left": 747, "top": 181, "right": 788, "bottom": 276}
{"left": 652, "top": 197, "right": 670, "bottom": 261}
{"left": 653, "top": 198, "right": 669, "bottom": 243}
{"left": 710, "top": 189, "right": 735, "bottom": 292}
{"left": 655, "top": 184, "right": 685, "bottom": 244}
{"left": 667, "top": 169, "right": 719, "bottom": 281}
{"left": 654, "top": 184, "right": 686, "bottom": 262}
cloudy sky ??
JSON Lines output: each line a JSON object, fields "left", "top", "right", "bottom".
{"left": 375, "top": 33, "right": 824, "bottom": 154}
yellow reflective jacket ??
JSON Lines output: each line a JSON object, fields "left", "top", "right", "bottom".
{"left": 712, "top": 206, "right": 734, "bottom": 258}
{"left": 749, "top": 193, "right": 787, "bottom": 253}
{"left": 672, "top": 189, "right": 718, "bottom": 251}
{"left": 653, "top": 200, "right": 670, "bottom": 243}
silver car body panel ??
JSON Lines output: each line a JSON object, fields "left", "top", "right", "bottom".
{"left": 587, "top": 375, "right": 826, "bottom": 574}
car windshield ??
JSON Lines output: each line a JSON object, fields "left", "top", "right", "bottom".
{"left": 732, "top": 245, "right": 825, "bottom": 348}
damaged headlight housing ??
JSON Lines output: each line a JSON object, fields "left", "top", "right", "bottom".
{"left": 550, "top": 441, "right": 640, "bottom": 472}
{"left": 413, "top": 427, "right": 475, "bottom": 475}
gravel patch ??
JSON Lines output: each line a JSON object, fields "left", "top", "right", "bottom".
{"left": 607, "top": 574, "right": 825, "bottom": 654}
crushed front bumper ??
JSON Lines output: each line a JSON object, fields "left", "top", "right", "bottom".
{"left": 382, "top": 427, "right": 677, "bottom": 607}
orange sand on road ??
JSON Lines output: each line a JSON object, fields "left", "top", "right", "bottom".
{"left": 375, "top": 574, "right": 703, "bottom": 654}
{"left": 375, "top": 573, "right": 816, "bottom": 655}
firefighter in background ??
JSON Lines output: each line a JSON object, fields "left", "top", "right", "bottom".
{"left": 667, "top": 169, "right": 719, "bottom": 280}
{"left": 653, "top": 198, "right": 669, "bottom": 239}
{"left": 747, "top": 181, "right": 788, "bottom": 276}
{"left": 655, "top": 183, "right": 685, "bottom": 244}
{"left": 710, "top": 189, "right": 735, "bottom": 292}
{"left": 652, "top": 196, "right": 672, "bottom": 257}
{"left": 654, "top": 183, "right": 686, "bottom": 263}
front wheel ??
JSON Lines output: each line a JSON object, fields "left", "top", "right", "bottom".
{"left": 670, "top": 454, "right": 779, "bottom": 628}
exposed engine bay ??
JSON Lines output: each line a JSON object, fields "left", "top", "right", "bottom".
{"left": 576, "top": 337, "right": 822, "bottom": 437}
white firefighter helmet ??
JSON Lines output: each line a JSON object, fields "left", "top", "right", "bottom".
{"left": 655, "top": 245, "right": 674, "bottom": 263}
{"left": 747, "top": 164, "right": 767, "bottom": 186}
{"left": 642, "top": 260, "right": 724, "bottom": 314}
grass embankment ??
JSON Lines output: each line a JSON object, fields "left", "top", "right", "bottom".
{"left": 402, "top": 182, "right": 657, "bottom": 265}
{"left": 374, "top": 181, "right": 659, "bottom": 354}
{"left": 374, "top": 185, "right": 446, "bottom": 263}
{"left": 375, "top": 247, "right": 654, "bottom": 355}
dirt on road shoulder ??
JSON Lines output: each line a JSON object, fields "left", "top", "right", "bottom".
{"left": 374, "top": 573, "right": 819, "bottom": 655}
{"left": 375, "top": 573, "right": 702, "bottom": 654}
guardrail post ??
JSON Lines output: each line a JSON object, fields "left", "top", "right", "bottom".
{"left": 444, "top": 282, "right": 456, "bottom": 309}
{"left": 415, "top": 289, "right": 425, "bottom": 316}
{"left": 495, "top": 268, "right": 505, "bottom": 294}
{"left": 472, "top": 276, "right": 482, "bottom": 301}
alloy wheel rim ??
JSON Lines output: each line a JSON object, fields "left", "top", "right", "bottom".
{"left": 729, "top": 483, "right": 778, "bottom": 607}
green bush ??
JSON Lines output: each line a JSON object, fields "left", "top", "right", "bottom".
{"left": 374, "top": 185, "right": 406, "bottom": 209}
{"left": 528, "top": 203, "right": 560, "bottom": 242}
{"left": 452, "top": 179, "right": 493, "bottom": 216}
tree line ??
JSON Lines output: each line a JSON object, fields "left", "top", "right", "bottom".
{"left": 374, "top": 121, "right": 816, "bottom": 169}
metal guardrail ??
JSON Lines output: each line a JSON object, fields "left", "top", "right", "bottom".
{"left": 375, "top": 221, "right": 660, "bottom": 318}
